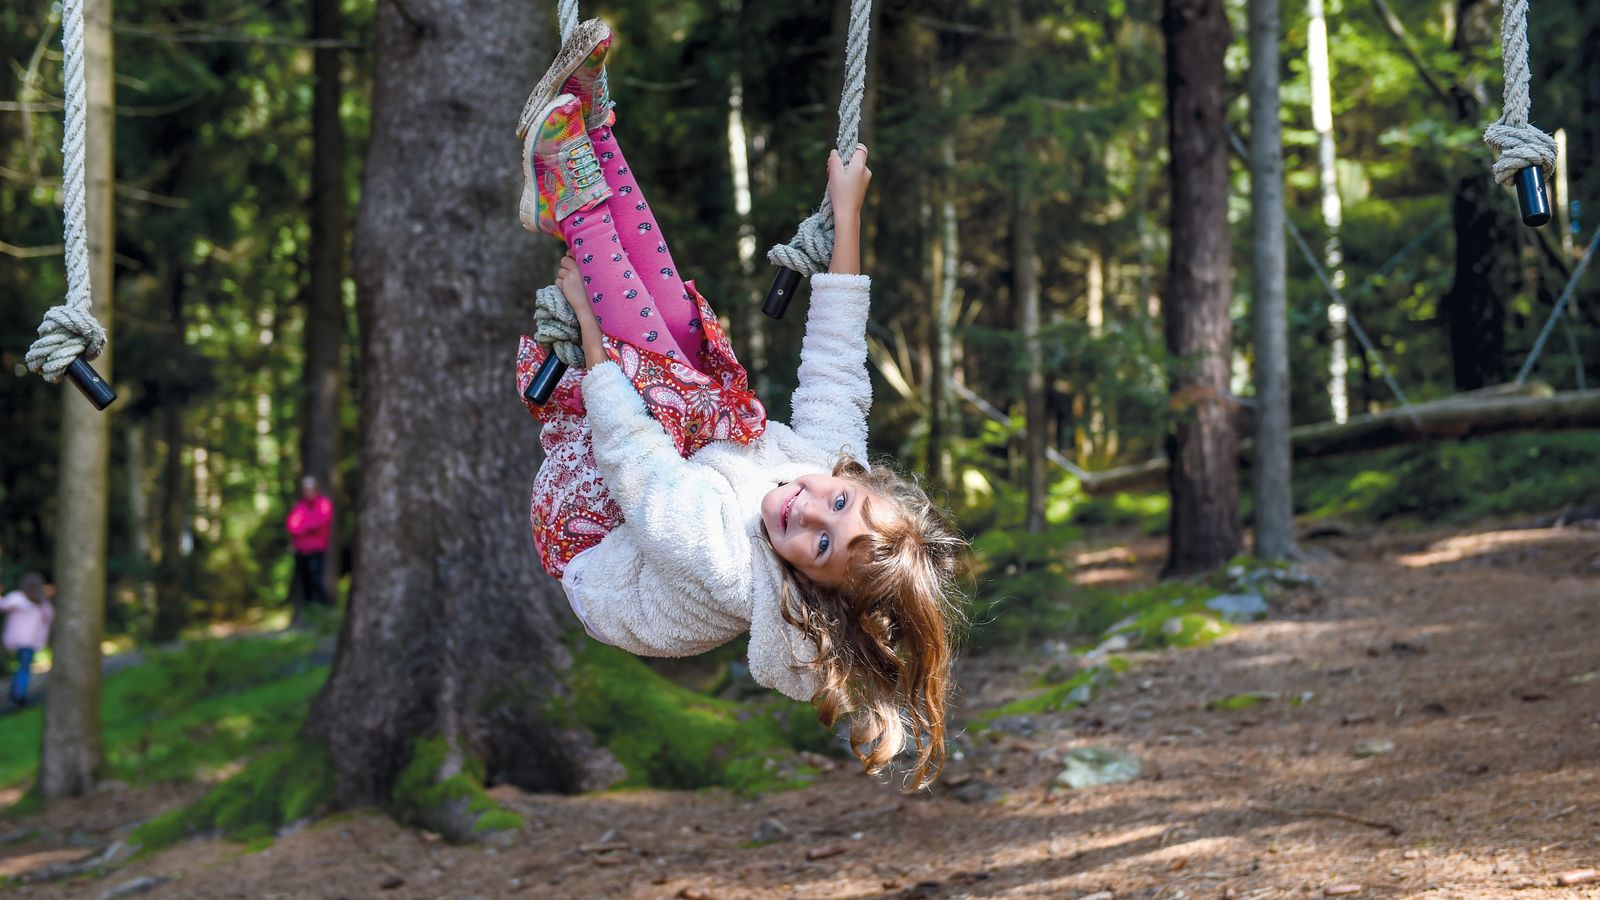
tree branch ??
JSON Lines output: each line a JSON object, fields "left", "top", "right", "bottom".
{"left": 0, "top": 239, "right": 65, "bottom": 258}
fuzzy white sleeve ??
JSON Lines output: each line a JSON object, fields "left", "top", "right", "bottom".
{"left": 560, "top": 537, "right": 748, "bottom": 658}
{"left": 787, "top": 273, "right": 872, "bottom": 463}
{"left": 580, "top": 361, "right": 754, "bottom": 595}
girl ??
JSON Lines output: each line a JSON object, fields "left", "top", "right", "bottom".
{"left": 515, "top": 20, "right": 966, "bottom": 787}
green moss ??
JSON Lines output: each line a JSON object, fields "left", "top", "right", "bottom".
{"left": 1158, "top": 612, "right": 1231, "bottom": 648}
{"left": 392, "top": 736, "right": 523, "bottom": 838}
{"left": 557, "top": 643, "right": 832, "bottom": 794}
{"left": 1209, "top": 692, "right": 1273, "bottom": 711}
{"left": 473, "top": 809, "right": 524, "bottom": 834}
{"left": 129, "top": 739, "right": 335, "bottom": 854}
{"left": 974, "top": 660, "right": 1120, "bottom": 728}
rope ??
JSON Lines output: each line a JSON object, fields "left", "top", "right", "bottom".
{"left": 765, "top": 0, "right": 872, "bottom": 277}
{"left": 531, "top": 0, "right": 592, "bottom": 368}
{"left": 1516, "top": 225, "right": 1600, "bottom": 384}
{"left": 25, "top": 0, "right": 105, "bottom": 384}
{"left": 1483, "top": 0, "right": 1556, "bottom": 186}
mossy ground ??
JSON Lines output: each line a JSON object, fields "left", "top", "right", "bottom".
{"left": 0, "top": 633, "right": 326, "bottom": 792}
{"left": 130, "top": 740, "right": 335, "bottom": 852}
{"left": 559, "top": 642, "right": 835, "bottom": 794}
{"left": 392, "top": 736, "right": 524, "bottom": 837}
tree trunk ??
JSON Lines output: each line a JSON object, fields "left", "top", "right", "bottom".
{"left": 1250, "top": 0, "right": 1297, "bottom": 561}
{"left": 153, "top": 267, "right": 188, "bottom": 642}
{"left": 1008, "top": 0, "right": 1045, "bottom": 534}
{"left": 1441, "top": 171, "right": 1508, "bottom": 389}
{"left": 304, "top": 0, "right": 612, "bottom": 819}
{"left": 932, "top": 113, "right": 958, "bottom": 492}
{"left": 303, "top": 0, "right": 347, "bottom": 603}
{"left": 39, "top": 0, "right": 113, "bottom": 798}
{"left": 1161, "top": 0, "right": 1242, "bottom": 576}
{"left": 125, "top": 421, "right": 155, "bottom": 622}
{"left": 1307, "top": 0, "right": 1349, "bottom": 423}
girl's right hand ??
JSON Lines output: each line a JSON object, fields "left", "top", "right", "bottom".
{"left": 557, "top": 253, "right": 592, "bottom": 318}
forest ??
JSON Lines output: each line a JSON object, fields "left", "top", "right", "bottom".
{"left": 1, "top": 0, "right": 1598, "bottom": 896}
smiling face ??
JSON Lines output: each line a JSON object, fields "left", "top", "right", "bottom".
{"left": 760, "top": 473, "right": 875, "bottom": 587}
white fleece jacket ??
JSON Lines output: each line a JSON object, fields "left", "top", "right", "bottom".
{"left": 560, "top": 272, "right": 872, "bottom": 702}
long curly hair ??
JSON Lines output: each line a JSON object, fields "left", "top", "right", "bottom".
{"left": 775, "top": 456, "right": 968, "bottom": 789}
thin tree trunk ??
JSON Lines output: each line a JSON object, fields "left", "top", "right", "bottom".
{"left": 303, "top": 0, "right": 347, "bottom": 602}
{"left": 1161, "top": 0, "right": 1243, "bottom": 577}
{"left": 1008, "top": 0, "right": 1044, "bottom": 534}
{"left": 155, "top": 266, "right": 188, "bottom": 640}
{"left": 1307, "top": 0, "right": 1349, "bottom": 423}
{"left": 932, "top": 104, "right": 958, "bottom": 492}
{"left": 39, "top": 0, "right": 113, "bottom": 798}
{"left": 304, "top": 0, "right": 611, "bottom": 823}
{"left": 125, "top": 421, "right": 155, "bottom": 623}
{"left": 1250, "top": 0, "right": 1297, "bottom": 561}
{"left": 724, "top": 5, "right": 767, "bottom": 399}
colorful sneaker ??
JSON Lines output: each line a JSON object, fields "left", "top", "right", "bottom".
{"left": 561, "top": 22, "right": 614, "bottom": 130}
{"left": 520, "top": 94, "right": 610, "bottom": 236}
{"left": 516, "top": 18, "right": 611, "bottom": 140}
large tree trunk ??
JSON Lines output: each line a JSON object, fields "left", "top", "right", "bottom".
{"left": 39, "top": 0, "right": 113, "bottom": 799}
{"left": 301, "top": 0, "right": 348, "bottom": 603}
{"left": 304, "top": 0, "right": 611, "bottom": 819}
{"left": 1249, "top": 0, "right": 1297, "bottom": 560}
{"left": 1162, "top": 0, "right": 1242, "bottom": 576}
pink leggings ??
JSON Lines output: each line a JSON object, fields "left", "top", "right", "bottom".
{"left": 558, "top": 126, "right": 707, "bottom": 366}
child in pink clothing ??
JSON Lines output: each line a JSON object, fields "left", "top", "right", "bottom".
{"left": 1, "top": 572, "right": 53, "bottom": 707}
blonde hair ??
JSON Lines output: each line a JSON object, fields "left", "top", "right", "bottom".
{"left": 776, "top": 457, "right": 967, "bottom": 789}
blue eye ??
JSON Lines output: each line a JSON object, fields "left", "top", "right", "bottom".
{"left": 818, "top": 534, "right": 830, "bottom": 556}
{"left": 833, "top": 494, "right": 846, "bottom": 511}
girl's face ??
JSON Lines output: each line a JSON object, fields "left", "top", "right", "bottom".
{"left": 761, "top": 473, "right": 872, "bottom": 587}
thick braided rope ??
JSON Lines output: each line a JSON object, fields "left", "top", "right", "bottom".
{"left": 26, "top": 0, "right": 106, "bottom": 383}
{"left": 1483, "top": 0, "right": 1556, "bottom": 186}
{"left": 765, "top": 0, "right": 871, "bottom": 277}
{"left": 530, "top": 0, "right": 588, "bottom": 367}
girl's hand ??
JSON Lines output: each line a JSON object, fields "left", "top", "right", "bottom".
{"left": 557, "top": 253, "right": 592, "bottom": 318}
{"left": 828, "top": 144, "right": 872, "bottom": 216}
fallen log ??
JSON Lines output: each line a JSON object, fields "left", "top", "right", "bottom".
{"left": 1081, "top": 385, "right": 1600, "bottom": 495}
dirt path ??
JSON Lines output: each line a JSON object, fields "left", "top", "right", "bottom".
{"left": 6, "top": 521, "right": 1599, "bottom": 899}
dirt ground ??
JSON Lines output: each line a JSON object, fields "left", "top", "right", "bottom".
{"left": 4, "top": 519, "right": 1599, "bottom": 899}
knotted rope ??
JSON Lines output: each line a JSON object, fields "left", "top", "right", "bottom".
{"left": 1482, "top": 0, "right": 1556, "bottom": 186}
{"left": 765, "top": 0, "right": 872, "bottom": 277}
{"left": 530, "top": 0, "right": 590, "bottom": 368}
{"left": 26, "top": 0, "right": 105, "bottom": 383}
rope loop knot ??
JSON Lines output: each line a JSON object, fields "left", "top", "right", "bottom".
{"left": 26, "top": 303, "right": 106, "bottom": 383}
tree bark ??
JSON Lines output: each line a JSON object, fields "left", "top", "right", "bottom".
{"left": 304, "top": 0, "right": 612, "bottom": 816}
{"left": 153, "top": 266, "right": 188, "bottom": 642}
{"left": 39, "top": 0, "right": 113, "bottom": 798}
{"left": 1008, "top": 0, "right": 1045, "bottom": 534}
{"left": 1161, "top": 0, "right": 1242, "bottom": 576}
{"left": 302, "top": 0, "right": 347, "bottom": 603}
{"left": 1249, "top": 0, "right": 1297, "bottom": 560}
{"left": 1306, "top": 0, "right": 1349, "bottom": 423}
{"left": 1441, "top": 171, "right": 1508, "bottom": 389}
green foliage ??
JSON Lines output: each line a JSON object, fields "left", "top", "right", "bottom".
{"left": 130, "top": 739, "right": 335, "bottom": 852}
{"left": 1296, "top": 432, "right": 1600, "bottom": 522}
{"left": 557, "top": 642, "right": 833, "bottom": 795}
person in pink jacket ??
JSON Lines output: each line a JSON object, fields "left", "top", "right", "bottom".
{"left": 285, "top": 476, "right": 333, "bottom": 610}
{"left": 1, "top": 572, "right": 53, "bottom": 708}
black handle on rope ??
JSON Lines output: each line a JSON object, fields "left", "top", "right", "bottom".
{"left": 523, "top": 354, "right": 567, "bottom": 406}
{"left": 1514, "top": 167, "right": 1552, "bottom": 227}
{"left": 66, "top": 357, "right": 116, "bottom": 410}
{"left": 762, "top": 267, "right": 804, "bottom": 320}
